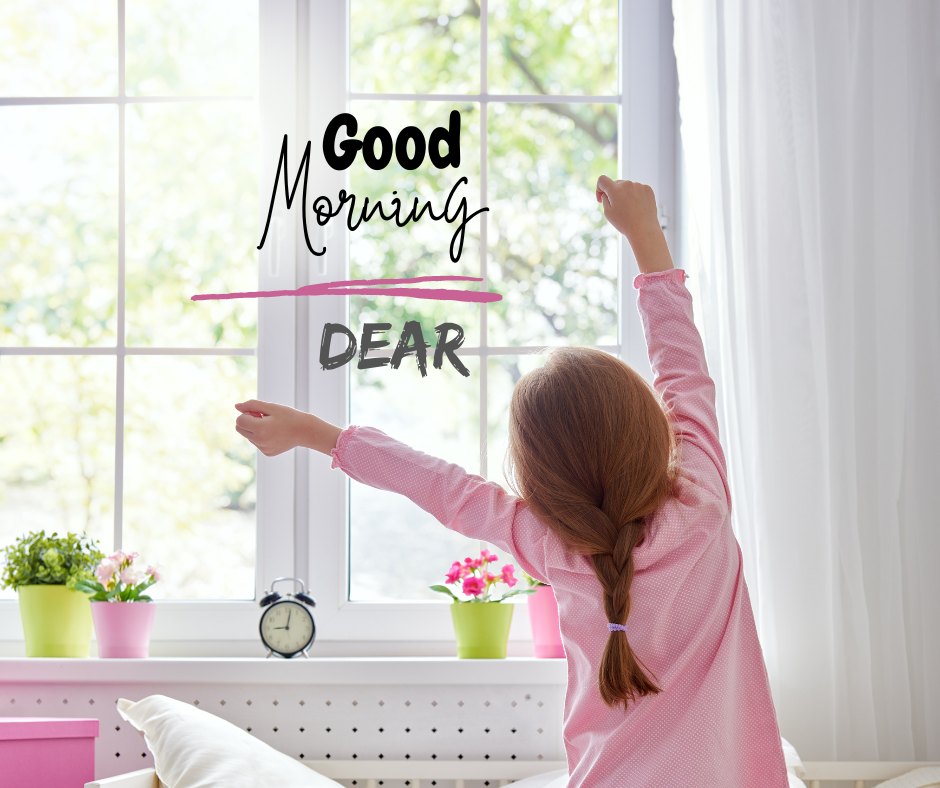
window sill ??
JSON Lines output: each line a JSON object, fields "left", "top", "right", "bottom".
{"left": 0, "top": 656, "right": 567, "bottom": 686}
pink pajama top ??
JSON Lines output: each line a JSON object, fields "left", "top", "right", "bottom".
{"left": 330, "top": 268, "right": 789, "bottom": 787}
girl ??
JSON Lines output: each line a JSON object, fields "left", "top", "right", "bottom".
{"left": 234, "top": 177, "right": 789, "bottom": 787}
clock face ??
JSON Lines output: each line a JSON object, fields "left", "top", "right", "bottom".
{"left": 259, "top": 600, "right": 315, "bottom": 657}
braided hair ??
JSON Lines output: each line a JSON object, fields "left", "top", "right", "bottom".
{"left": 507, "top": 347, "right": 676, "bottom": 709}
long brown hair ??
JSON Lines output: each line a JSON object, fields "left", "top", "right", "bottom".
{"left": 507, "top": 347, "right": 676, "bottom": 709}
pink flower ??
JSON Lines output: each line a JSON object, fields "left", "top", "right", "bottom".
{"left": 120, "top": 567, "right": 142, "bottom": 586}
{"left": 108, "top": 551, "right": 126, "bottom": 565}
{"left": 485, "top": 572, "right": 498, "bottom": 584}
{"left": 462, "top": 576, "right": 485, "bottom": 597}
{"left": 146, "top": 565, "right": 161, "bottom": 582}
{"left": 95, "top": 559, "right": 117, "bottom": 586}
{"left": 501, "top": 564, "right": 517, "bottom": 587}
{"left": 481, "top": 549, "right": 498, "bottom": 563}
{"left": 464, "top": 557, "right": 474, "bottom": 565}
{"left": 470, "top": 557, "right": 483, "bottom": 568}
{"left": 445, "top": 562, "right": 463, "bottom": 584}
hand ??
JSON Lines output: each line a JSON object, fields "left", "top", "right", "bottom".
{"left": 595, "top": 175, "right": 674, "bottom": 274}
{"left": 234, "top": 399, "right": 342, "bottom": 457}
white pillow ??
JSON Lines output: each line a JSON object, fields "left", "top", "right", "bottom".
{"left": 116, "top": 694, "right": 342, "bottom": 788}
{"left": 781, "top": 737, "right": 806, "bottom": 779}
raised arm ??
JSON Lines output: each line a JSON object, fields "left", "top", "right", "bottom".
{"left": 232, "top": 400, "right": 550, "bottom": 582}
{"left": 329, "top": 426, "right": 550, "bottom": 582}
{"left": 595, "top": 177, "right": 730, "bottom": 507}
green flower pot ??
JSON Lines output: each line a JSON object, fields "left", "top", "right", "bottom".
{"left": 450, "top": 601, "right": 514, "bottom": 659}
{"left": 18, "top": 585, "right": 92, "bottom": 657}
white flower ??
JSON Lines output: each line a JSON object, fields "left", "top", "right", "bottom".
{"left": 120, "top": 566, "right": 144, "bottom": 586}
{"left": 96, "top": 559, "right": 118, "bottom": 587}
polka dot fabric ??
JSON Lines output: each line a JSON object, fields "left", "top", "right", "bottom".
{"left": 330, "top": 268, "right": 789, "bottom": 787}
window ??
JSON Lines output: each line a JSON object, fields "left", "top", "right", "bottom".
{"left": 305, "top": 0, "right": 679, "bottom": 645}
{"left": 0, "top": 2, "right": 267, "bottom": 628}
{"left": 343, "top": 1, "right": 620, "bottom": 603}
{"left": 0, "top": 0, "right": 677, "bottom": 653}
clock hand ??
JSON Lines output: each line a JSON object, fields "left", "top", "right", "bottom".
{"left": 286, "top": 610, "right": 291, "bottom": 630}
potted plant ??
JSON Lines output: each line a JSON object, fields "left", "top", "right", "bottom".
{"left": 0, "top": 530, "right": 104, "bottom": 657}
{"left": 74, "top": 551, "right": 161, "bottom": 658}
{"left": 522, "top": 571, "right": 565, "bottom": 658}
{"left": 430, "top": 549, "right": 536, "bottom": 659}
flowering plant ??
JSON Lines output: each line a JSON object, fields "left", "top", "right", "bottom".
{"left": 73, "top": 550, "right": 161, "bottom": 602}
{"left": 430, "top": 549, "right": 538, "bottom": 603}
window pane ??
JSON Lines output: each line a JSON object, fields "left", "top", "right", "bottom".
{"left": 488, "top": 0, "right": 618, "bottom": 95}
{"left": 123, "top": 355, "right": 256, "bottom": 600}
{"left": 0, "top": 106, "right": 118, "bottom": 347}
{"left": 125, "top": 102, "right": 259, "bottom": 348}
{"left": 487, "top": 102, "right": 618, "bottom": 346}
{"left": 350, "top": 0, "right": 480, "bottom": 94}
{"left": 483, "top": 355, "right": 546, "bottom": 586}
{"left": 485, "top": 353, "right": 544, "bottom": 489}
{"left": 348, "top": 358, "right": 481, "bottom": 602}
{"left": 0, "top": 1, "right": 117, "bottom": 96}
{"left": 125, "top": 0, "right": 258, "bottom": 96}
{"left": 0, "top": 356, "right": 116, "bottom": 598}
{"left": 347, "top": 101, "right": 482, "bottom": 346}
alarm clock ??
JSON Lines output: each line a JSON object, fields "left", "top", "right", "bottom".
{"left": 258, "top": 577, "right": 317, "bottom": 658}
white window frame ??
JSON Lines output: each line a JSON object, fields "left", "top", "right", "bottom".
{"left": 299, "top": 0, "right": 680, "bottom": 649}
{"left": 0, "top": 0, "right": 678, "bottom": 656}
{"left": 0, "top": 0, "right": 297, "bottom": 653}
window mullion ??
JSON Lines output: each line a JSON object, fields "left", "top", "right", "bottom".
{"left": 303, "top": 0, "right": 354, "bottom": 638}
{"left": 256, "top": 0, "right": 301, "bottom": 602}
{"left": 114, "top": 0, "right": 127, "bottom": 552}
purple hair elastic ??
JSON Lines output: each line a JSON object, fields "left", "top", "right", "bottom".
{"left": 607, "top": 623, "right": 627, "bottom": 633}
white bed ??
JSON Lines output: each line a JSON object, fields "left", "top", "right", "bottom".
{"left": 89, "top": 695, "right": 940, "bottom": 788}
{"left": 85, "top": 760, "right": 940, "bottom": 788}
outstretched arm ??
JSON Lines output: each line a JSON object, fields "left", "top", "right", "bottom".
{"left": 595, "top": 177, "right": 730, "bottom": 507}
{"left": 233, "top": 401, "right": 550, "bottom": 582}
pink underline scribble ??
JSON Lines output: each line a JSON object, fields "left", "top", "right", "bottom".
{"left": 191, "top": 275, "right": 502, "bottom": 303}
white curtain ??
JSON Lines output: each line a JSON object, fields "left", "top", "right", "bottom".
{"left": 672, "top": 0, "right": 940, "bottom": 762}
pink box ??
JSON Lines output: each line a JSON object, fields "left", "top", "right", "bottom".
{"left": 0, "top": 717, "right": 99, "bottom": 788}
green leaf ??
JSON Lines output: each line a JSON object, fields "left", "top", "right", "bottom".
{"left": 495, "top": 587, "right": 538, "bottom": 602}
{"left": 73, "top": 579, "right": 105, "bottom": 596}
{"left": 0, "top": 530, "right": 103, "bottom": 590}
{"left": 428, "top": 584, "right": 459, "bottom": 601}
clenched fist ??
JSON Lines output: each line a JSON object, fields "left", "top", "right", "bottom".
{"left": 595, "top": 176, "right": 674, "bottom": 274}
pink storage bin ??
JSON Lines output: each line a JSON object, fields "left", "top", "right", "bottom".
{"left": 0, "top": 716, "right": 99, "bottom": 788}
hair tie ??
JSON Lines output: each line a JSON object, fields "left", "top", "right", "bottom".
{"left": 607, "top": 622, "right": 627, "bottom": 633}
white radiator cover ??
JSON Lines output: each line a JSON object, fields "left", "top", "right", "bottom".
{"left": 0, "top": 658, "right": 568, "bottom": 787}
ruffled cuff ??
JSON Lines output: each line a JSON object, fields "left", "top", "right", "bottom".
{"left": 633, "top": 267, "right": 687, "bottom": 289}
{"left": 330, "top": 425, "right": 360, "bottom": 470}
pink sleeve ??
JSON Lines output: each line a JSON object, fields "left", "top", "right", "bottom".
{"left": 330, "top": 425, "right": 551, "bottom": 583}
{"left": 634, "top": 268, "right": 731, "bottom": 507}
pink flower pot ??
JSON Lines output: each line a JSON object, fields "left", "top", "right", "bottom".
{"left": 526, "top": 585, "right": 565, "bottom": 658}
{"left": 91, "top": 601, "right": 155, "bottom": 658}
